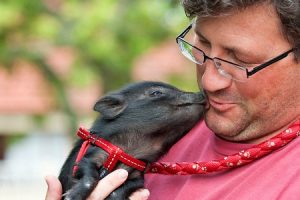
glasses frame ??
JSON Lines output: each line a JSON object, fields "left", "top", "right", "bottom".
{"left": 176, "top": 23, "right": 296, "bottom": 79}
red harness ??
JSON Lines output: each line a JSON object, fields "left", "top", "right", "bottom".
{"left": 72, "top": 127, "right": 147, "bottom": 176}
{"left": 73, "top": 119, "right": 300, "bottom": 176}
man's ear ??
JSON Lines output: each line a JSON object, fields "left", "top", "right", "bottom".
{"left": 94, "top": 94, "right": 127, "bottom": 120}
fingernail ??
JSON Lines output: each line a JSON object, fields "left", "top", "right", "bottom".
{"left": 44, "top": 176, "right": 50, "bottom": 185}
{"left": 118, "top": 169, "right": 128, "bottom": 179}
{"left": 141, "top": 190, "right": 150, "bottom": 199}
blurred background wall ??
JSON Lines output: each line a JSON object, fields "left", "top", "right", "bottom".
{"left": 0, "top": 0, "right": 197, "bottom": 199}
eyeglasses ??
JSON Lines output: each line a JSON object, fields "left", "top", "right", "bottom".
{"left": 176, "top": 23, "right": 296, "bottom": 82}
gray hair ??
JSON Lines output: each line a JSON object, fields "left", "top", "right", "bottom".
{"left": 181, "top": 0, "right": 300, "bottom": 59}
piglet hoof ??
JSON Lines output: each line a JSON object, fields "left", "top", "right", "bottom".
{"left": 63, "top": 190, "right": 85, "bottom": 200}
{"left": 63, "top": 190, "right": 82, "bottom": 200}
{"left": 63, "top": 178, "right": 96, "bottom": 200}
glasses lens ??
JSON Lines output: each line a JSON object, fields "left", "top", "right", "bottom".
{"left": 178, "top": 38, "right": 204, "bottom": 65}
{"left": 213, "top": 58, "right": 247, "bottom": 82}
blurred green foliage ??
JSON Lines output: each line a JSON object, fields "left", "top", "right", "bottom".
{"left": 0, "top": 0, "right": 194, "bottom": 131}
{"left": 0, "top": 0, "right": 189, "bottom": 88}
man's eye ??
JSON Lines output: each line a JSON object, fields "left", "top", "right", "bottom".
{"left": 198, "top": 39, "right": 211, "bottom": 47}
{"left": 236, "top": 59, "right": 257, "bottom": 68}
{"left": 236, "top": 58, "right": 251, "bottom": 65}
{"left": 232, "top": 54, "right": 256, "bottom": 67}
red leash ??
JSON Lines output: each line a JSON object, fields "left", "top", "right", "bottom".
{"left": 146, "top": 119, "right": 300, "bottom": 175}
{"left": 73, "top": 127, "right": 147, "bottom": 176}
{"left": 73, "top": 120, "right": 300, "bottom": 176}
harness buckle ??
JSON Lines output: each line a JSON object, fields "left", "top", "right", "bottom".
{"left": 87, "top": 134, "right": 97, "bottom": 144}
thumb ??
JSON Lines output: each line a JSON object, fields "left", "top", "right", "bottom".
{"left": 45, "top": 175, "right": 63, "bottom": 200}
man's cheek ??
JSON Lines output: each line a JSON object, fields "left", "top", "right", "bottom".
{"left": 196, "top": 66, "right": 205, "bottom": 88}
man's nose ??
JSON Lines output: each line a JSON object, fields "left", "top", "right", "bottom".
{"left": 198, "top": 59, "right": 233, "bottom": 92}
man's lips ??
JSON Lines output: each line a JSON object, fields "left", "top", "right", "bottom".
{"left": 207, "top": 98, "right": 236, "bottom": 112}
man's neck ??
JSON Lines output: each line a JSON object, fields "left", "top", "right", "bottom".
{"left": 245, "top": 116, "right": 300, "bottom": 144}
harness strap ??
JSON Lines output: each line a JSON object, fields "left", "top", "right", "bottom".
{"left": 72, "top": 140, "right": 91, "bottom": 176}
{"left": 72, "top": 127, "right": 147, "bottom": 176}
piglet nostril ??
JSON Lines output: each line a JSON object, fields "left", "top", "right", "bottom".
{"left": 175, "top": 92, "right": 207, "bottom": 106}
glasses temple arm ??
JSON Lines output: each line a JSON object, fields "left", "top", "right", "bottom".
{"left": 247, "top": 49, "right": 295, "bottom": 77}
{"left": 176, "top": 24, "right": 193, "bottom": 42}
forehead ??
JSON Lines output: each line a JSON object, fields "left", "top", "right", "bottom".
{"left": 194, "top": 3, "right": 290, "bottom": 54}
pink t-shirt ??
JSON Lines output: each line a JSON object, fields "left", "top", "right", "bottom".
{"left": 145, "top": 120, "right": 300, "bottom": 200}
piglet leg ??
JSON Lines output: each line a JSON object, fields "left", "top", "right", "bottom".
{"left": 63, "top": 158, "right": 99, "bottom": 200}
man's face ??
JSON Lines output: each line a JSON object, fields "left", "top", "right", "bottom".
{"left": 194, "top": 4, "right": 300, "bottom": 142}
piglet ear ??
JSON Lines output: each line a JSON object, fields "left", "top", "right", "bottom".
{"left": 94, "top": 94, "right": 127, "bottom": 119}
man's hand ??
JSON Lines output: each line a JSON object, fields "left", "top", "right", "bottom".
{"left": 45, "top": 175, "right": 62, "bottom": 200}
{"left": 45, "top": 169, "right": 150, "bottom": 200}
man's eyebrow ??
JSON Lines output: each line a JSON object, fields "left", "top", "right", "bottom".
{"left": 193, "top": 26, "right": 263, "bottom": 59}
{"left": 194, "top": 28, "right": 209, "bottom": 41}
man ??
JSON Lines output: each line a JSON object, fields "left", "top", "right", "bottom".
{"left": 46, "top": 0, "right": 300, "bottom": 199}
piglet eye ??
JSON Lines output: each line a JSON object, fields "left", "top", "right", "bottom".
{"left": 150, "top": 90, "right": 163, "bottom": 97}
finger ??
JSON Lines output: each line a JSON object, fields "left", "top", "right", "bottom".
{"left": 129, "top": 189, "right": 150, "bottom": 200}
{"left": 87, "top": 169, "right": 128, "bottom": 200}
{"left": 45, "top": 175, "right": 63, "bottom": 200}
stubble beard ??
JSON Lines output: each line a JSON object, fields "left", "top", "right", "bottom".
{"left": 203, "top": 104, "right": 255, "bottom": 142}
